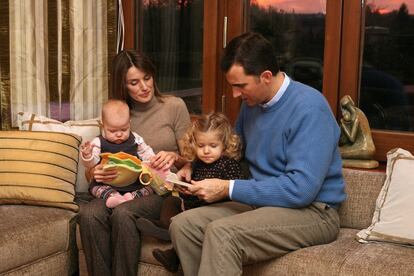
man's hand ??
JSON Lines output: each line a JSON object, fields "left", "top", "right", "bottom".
{"left": 188, "top": 178, "right": 230, "bottom": 203}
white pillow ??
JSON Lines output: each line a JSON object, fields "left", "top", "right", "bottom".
{"left": 357, "top": 148, "right": 414, "bottom": 246}
{"left": 17, "top": 112, "right": 102, "bottom": 193}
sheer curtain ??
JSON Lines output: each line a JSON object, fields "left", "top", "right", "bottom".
{"left": 0, "top": 0, "right": 116, "bottom": 128}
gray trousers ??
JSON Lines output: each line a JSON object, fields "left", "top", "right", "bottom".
{"left": 170, "top": 201, "right": 340, "bottom": 276}
{"left": 78, "top": 194, "right": 164, "bottom": 276}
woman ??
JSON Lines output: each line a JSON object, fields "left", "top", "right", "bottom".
{"left": 78, "top": 50, "right": 191, "bottom": 276}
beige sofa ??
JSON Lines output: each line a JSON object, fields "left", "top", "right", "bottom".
{"left": 77, "top": 168, "right": 414, "bottom": 275}
{"left": 0, "top": 205, "right": 78, "bottom": 276}
{"left": 0, "top": 130, "right": 80, "bottom": 276}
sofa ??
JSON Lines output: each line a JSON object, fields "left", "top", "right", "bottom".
{"left": 1, "top": 128, "right": 412, "bottom": 275}
{"left": 0, "top": 130, "right": 79, "bottom": 276}
{"left": 77, "top": 168, "right": 414, "bottom": 276}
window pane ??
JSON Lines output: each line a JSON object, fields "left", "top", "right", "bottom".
{"left": 139, "top": 0, "right": 203, "bottom": 114}
{"left": 361, "top": 1, "right": 414, "bottom": 131}
{"left": 249, "top": 0, "right": 326, "bottom": 92}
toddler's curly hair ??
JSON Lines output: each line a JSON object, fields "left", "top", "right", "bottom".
{"left": 181, "top": 112, "right": 242, "bottom": 161}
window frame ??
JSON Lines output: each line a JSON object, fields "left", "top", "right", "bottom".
{"left": 123, "top": 0, "right": 414, "bottom": 162}
{"left": 339, "top": 0, "right": 414, "bottom": 161}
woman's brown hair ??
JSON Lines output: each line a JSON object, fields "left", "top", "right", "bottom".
{"left": 110, "top": 49, "right": 164, "bottom": 108}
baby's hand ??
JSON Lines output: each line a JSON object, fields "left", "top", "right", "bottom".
{"left": 80, "top": 141, "right": 95, "bottom": 159}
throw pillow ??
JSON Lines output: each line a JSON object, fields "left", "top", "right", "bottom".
{"left": 0, "top": 130, "right": 80, "bottom": 212}
{"left": 17, "top": 112, "right": 102, "bottom": 192}
{"left": 356, "top": 148, "right": 414, "bottom": 246}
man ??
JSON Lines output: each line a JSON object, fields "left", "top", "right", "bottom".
{"left": 170, "top": 32, "right": 346, "bottom": 276}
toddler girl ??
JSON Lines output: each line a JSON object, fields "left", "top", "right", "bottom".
{"left": 136, "top": 112, "right": 247, "bottom": 272}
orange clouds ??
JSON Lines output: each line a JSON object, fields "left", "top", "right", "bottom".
{"left": 370, "top": 0, "right": 414, "bottom": 14}
{"left": 253, "top": 0, "right": 326, "bottom": 14}
{"left": 253, "top": 0, "right": 414, "bottom": 14}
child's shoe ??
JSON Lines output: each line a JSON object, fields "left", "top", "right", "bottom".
{"left": 152, "top": 248, "right": 180, "bottom": 273}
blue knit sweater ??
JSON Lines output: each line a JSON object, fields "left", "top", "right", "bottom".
{"left": 234, "top": 80, "right": 346, "bottom": 208}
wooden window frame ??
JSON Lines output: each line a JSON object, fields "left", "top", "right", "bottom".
{"left": 339, "top": 0, "right": 414, "bottom": 162}
{"left": 123, "top": 0, "right": 414, "bottom": 161}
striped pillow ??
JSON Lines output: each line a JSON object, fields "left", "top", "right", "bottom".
{"left": 0, "top": 131, "right": 80, "bottom": 212}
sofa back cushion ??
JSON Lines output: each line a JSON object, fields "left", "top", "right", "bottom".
{"left": 0, "top": 130, "right": 80, "bottom": 212}
{"left": 17, "top": 112, "right": 101, "bottom": 193}
{"left": 338, "top": 168, "right": 386, "bottom": 229}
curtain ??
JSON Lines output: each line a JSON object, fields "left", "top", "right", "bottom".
{"left": 0, "top": 0, "right": 117, "bottom": 129}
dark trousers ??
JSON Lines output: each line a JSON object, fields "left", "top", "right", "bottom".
{"left": 158, "top": 195, "right": 182, "bottom": 228}
{"left": 78, "top": 194, "right": 164, "bottom": 276}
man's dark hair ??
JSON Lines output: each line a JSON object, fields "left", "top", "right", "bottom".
{"left": 220, "top": 32, "right": 279, "bottom": 76}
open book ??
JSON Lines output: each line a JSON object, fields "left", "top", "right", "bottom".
{"left": 165, "top": 173, "right": 192, "bottom": 188}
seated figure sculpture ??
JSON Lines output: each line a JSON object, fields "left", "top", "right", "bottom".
{"left": 339, "top": 95, "right": 379, "bottom": 168}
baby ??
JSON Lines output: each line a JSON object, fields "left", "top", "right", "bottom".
{"left": 80, "top": 99, "right": 156, "bottom": 208}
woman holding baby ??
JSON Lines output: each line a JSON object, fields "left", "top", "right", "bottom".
{"left": 78, "top": 50, "right": 191, "bottom": 276}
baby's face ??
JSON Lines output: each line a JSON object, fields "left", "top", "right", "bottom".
{"left": 102, "top": 115, "right": 131, "bottom": 144}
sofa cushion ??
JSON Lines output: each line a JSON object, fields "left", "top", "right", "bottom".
{"left": 0, "top": 205, "right": 77, "bottom": 274}
{"left": 338, "top": 168, "right": 385, "bottom": 229}
{"left": 357, "top": 148, "right": 414, "bottom": 246}
{"left": 0, "top": 130, "right": 80, "bottom": 211}
{"left": 17, "top": 112, "right": 102, "bottom": 193}
{"left": 242, "top": 228, "right": 414, "bottom": 276}
{"left": 339, "top": 238, "right": 414, "bottom": 276}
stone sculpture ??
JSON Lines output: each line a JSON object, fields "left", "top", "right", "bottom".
{"left": 338, "top": 95, "right": 379, "bottom": 169}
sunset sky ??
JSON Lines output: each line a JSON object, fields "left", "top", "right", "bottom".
{"left": 253, "top": 0, "right": 414, "bottom": 14}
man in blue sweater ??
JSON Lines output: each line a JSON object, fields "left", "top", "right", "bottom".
{"left": 170, "top": 32, "right": 346, "bottom": 276}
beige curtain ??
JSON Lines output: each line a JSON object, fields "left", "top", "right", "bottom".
{"left": 9, "top": 0, "right": 49, "bottom": 126}
{"left": 1, "top": 0, "right": 116, "bottom": 128}
{"left": 70, "top": 0, "right": 110, "bottom": 120}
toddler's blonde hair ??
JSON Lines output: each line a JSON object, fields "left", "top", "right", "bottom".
{"left": 181, "top": 112, "right": 242, "bottom": 161}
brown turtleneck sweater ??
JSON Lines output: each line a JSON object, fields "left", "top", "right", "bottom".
{"left": 129, "top": 95, "right": 191, "bottom": 154}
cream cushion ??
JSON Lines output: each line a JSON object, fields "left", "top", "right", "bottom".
{"left": 0, "top": 130, "right": 80, "bottom": 211}
{"left": 357, "top": 148, "right": 414, "bottom": 246}
{"left": 17, "top": 112, "right": 101, "bottom": 192}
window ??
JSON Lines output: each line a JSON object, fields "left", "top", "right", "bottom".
{"left": 248, "top": 0, "right": 326, "bottom": 93}
{"left": 134, "top": 0, "right": 204, "bottom": 114}
{"left": 124, "top": 0, "right": 414, "bottom": 161}
{"left": 360, "top": 1, "right": 414, "bottom": 132}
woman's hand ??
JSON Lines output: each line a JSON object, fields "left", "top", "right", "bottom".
{"left": 90, "top": 164, "right": 118, "bottom": 183}
{"left": 150, "top": 151, "right": 178, "bottom": 170}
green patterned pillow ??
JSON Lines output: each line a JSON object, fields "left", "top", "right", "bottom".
{"left": 0, "top": 131, "right": 80, "bottom": 212}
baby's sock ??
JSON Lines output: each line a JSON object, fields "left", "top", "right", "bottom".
{"left": 123, "top": 192, "right": 134, "bottom": 201}
{"left": 106, "top": 193, "right": 133, "bottom": 208}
